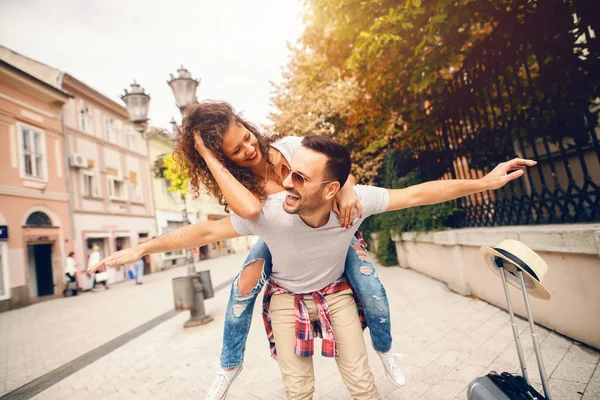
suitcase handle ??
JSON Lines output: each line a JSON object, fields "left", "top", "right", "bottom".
{"left": 497, "top": 259, "right": 552, "bottom": 399}
{"left": 498, "top": 262, "right": 530, "bottom": 383}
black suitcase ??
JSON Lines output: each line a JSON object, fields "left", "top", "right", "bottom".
{"left": 467, "top": 257, "right": 551, "bottom": 400}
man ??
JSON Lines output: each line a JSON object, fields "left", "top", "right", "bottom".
{"left": 132, "top": 256, "right": 145, "bottom": 285}
{"left": 90, "top": 135, "right": 534, "bottom": 399}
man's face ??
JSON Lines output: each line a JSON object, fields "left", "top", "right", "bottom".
{"left": 282, "top": 148, "right": 337, "bottom": 215}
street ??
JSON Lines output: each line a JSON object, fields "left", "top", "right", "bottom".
{"left": 1, "top": 252, "right": 598, "bottom": 399}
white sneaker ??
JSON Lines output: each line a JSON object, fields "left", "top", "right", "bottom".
{"left": 376, "top": 350, "right": 406, "bottom": 387}
{"left": 205, "top": 366, "right": 243, "bottom": 400}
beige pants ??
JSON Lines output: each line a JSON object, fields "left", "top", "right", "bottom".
{"left": 270, "top": 289, "right": 379, "bottom": 400}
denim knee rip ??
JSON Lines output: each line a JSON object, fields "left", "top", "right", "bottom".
{"left": 351, "top": 243, "right": 378, "bottom": 278}
{"left": 351, "top": 242, "right": 388, "bottom": 324}
{"left": 231, "top": 258, "right": 267, "bottom": 317}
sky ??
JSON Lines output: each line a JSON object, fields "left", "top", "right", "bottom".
{"left": 0, "top": 0, "right": 305, "bottom": 129}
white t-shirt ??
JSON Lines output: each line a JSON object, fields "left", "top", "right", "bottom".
{"left": 87, "top": 251, "right": 101, "bottom": 270}
{"left": 230, "top": 185, "right": 389, "bottom": 293}
{"left": 65, "top": 257, "right": 77, "bottom": 275}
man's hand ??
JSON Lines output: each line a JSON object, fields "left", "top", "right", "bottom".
{"left": 87, "top": 246, "right": 145, "bottom": 273}
{"left": 333, "top": 184, "right": 363, "bottom": 228}
{"left": 481, "top": 158, "right": 537, "bottom": 190}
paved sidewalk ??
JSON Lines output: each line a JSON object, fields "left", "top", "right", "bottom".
{"left": 2, "top": 253, "right": 599, "bottom": 399}
{"left": 0, "top": 252, "right": 248, "bottom": 397}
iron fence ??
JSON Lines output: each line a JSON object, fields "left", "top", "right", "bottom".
{"left": 411, "top": 1, "right": 599, "bottom": 227}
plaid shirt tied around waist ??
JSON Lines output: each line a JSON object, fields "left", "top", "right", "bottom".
{"left": 262, "top": 276, "right": 366, "bottom": 360}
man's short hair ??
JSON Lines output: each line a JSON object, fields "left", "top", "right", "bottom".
{"left": 301, "top": 135, "right": 351, "bottom": 187}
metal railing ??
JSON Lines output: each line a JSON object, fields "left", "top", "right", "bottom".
{"left": 409, "top": 2, "right": 599, "bottom": 227}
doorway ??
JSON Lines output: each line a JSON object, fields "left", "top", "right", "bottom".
{"left": 28, "top": 243, "right": 54, "bottom": 297}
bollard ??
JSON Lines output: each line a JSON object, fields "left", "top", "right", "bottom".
{"left": 183, "top": 275, "right": 213, "bottom": 328}
{"left": 172, "top": 272, "right": 214, "bottom": 328}
{"left": 197, "top": 269, "right": 214, "bottom": 299}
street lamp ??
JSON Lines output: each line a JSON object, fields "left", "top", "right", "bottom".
{"left": 167, "top": 65, "right": 200, "bottom": 115}
{"left": 122, "top": 67, "right": 212, "bottom": 328}
{"left": 121, "top": 81, "right": 150, "bottom": 128}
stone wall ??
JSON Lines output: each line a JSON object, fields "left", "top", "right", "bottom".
{"left": 392, "top": 224, "right": 600, "bottom": 349}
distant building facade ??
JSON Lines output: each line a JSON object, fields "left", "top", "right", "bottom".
{"left": 61, "top": 74, "right": 156, "bottom": 289}
{"left": 0, "top": 46, "right": 73, "bottom": 310}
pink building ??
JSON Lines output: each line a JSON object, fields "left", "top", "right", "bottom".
{"left": 61, "top": 75, "right": 156, "bottom": 289}
{"left": 0, "top": 47, "right": 73, "bottom": 310}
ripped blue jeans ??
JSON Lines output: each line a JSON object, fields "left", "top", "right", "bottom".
{"left": 220, "top": 236, "right": 392, "bottom": 368}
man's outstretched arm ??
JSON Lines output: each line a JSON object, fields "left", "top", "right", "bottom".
{"left": 385, "top": 158, "right": 536, "bottom": 212}
{"left": 87, "top": 217, "right": 241, "bottom": 272}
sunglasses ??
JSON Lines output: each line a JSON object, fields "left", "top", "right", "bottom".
{"left": 281, "top": 164, "right": 335, "bottom": 189}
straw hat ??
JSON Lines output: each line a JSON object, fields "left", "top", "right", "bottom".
{"left": 480, "top": 239, "right": 551, "bottom": 300}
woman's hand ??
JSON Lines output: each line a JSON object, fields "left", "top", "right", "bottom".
{"left": 193, "top": 133, "right": 215, "bottom": 159}
{"left": 87, "top": 246, "right": 145, "bottom": 273}
{"left": 333, "top": 185, "right": 363, "bottom": 229}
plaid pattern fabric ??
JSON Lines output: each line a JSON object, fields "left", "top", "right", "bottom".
{"left": 354, "top": 230, "right": 368, "bottom": 249}
{"left": 262, "top": 277, "right": 366, "bottom": 360}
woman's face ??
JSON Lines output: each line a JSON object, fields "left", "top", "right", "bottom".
{"left": 221, "top": 122, "right": 262, "bottom": 167}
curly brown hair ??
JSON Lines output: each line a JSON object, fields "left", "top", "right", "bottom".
{"left": 173, "top": 101, "right": 279, "bottom": 212}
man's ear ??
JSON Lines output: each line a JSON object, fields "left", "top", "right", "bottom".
{"left": 323, "top": 181, "right": 341, "bottom": 200}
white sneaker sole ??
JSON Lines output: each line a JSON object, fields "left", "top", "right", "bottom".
{"left": 210, "top": 365, "right": 243, "bottom": 400}
{"left": 375, "top": 349, "right": 406, "bottom": 388}
{"left": 383, "top": 366, "right": 406, "bottom": 388}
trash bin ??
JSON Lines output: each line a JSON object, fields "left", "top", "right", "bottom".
{"left": 172, "top": 276, "right": 194, "bottom": 311}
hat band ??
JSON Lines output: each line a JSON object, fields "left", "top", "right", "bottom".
{"left": 494, "top": 248, "right": 540, "bottom": 282}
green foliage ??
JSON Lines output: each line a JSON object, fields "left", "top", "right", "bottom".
{"left": 374, "top": 229, "right": 398, "bottom": 266}
{"left": 270, "top": 0, "right": 599, "bottom": 183}
{"left": 363, "top": 150, "right": 460, "bottom": 265}
{"left": 160, "top": 154, "right": 189, "bottom": 196}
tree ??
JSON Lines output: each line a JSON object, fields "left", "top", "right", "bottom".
{"left": 270, "top": 0, "right": 599, "bottom": 184}
{"left": 154, "top": 153, "right": 189, "bottom": 196}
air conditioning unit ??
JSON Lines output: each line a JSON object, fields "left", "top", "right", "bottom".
{"left": 70, "top": 153, "right": 88, "bottom": 168}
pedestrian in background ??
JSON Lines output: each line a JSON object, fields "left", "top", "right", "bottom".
{"left": 88, "top": 244, "right": 109, "bottom": 291}
{"left": 132, "top": 256, "right": 145, "bottom": 285}
{"left": 63, "top": 252, "right": 78, "bottom": 296}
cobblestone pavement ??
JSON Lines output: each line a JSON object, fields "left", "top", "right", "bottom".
{"left": 0, "top": 252, "right": 247, "bottom": 397}
{"left": 2, "top": 252, "right": 599, "bottom": 399}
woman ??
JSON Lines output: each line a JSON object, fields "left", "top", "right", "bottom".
{"left": 174, "top": 101, "right": 404, "bottom": 399}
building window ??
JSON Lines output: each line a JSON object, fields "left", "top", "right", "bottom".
{"left": 79, "top": 101, "right": 93, "bottom": 133}
{"left": 103, "top": 116, "right": 117, "bottom": 143}
{"left": 0, "top": 243, "right": 9, "bottom": 300}
{"left": 129, "top": 171, "right": 143, "bottom": 202}
{"left": 126, "top": 125, "right": 137, "bottom": 150}
{"left": 83, "top": 169, "right": 99, "bottom": 197}
{"left": 19, "top": 125, "right": 46, "bottom": 180}
{"left": 163, "top": 221, "right": 184, "bottom": 258}
{"left": 25, "top": 211, "right": 53, "bottom": 227}
{"left": 131, "top": 182, "right": 142, "bottom": 202}
{"left": 108, "top": 177, "right": 127, "bottom": 200}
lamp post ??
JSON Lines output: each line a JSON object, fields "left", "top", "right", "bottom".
{"left": 165, "top": 67, "right": 200, "bottom": 277}
{"left": 167, "top": 65, "right": 200, "bottom": 115}
{"left": 122, "top": 67, "right": 213, "bottom": 327}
